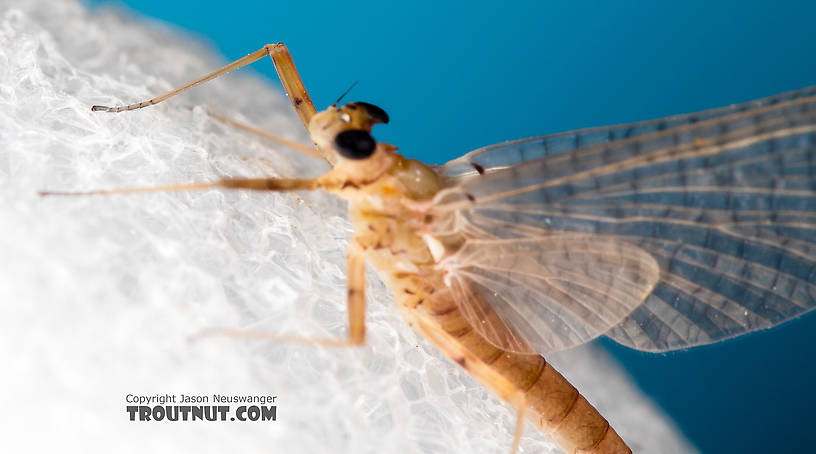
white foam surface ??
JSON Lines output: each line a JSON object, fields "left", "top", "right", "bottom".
{"left": 0, "top": 1, "right": 696, "bottom": 452}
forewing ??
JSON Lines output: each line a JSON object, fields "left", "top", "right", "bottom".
{"left": 442, "top": 235, "right": 660, "bottom": 354}
{"left": 433, "top": 86, "right": 816, "bottom": 353}
{"left": 442, "top": 86, "right": 816, "bottom": 180}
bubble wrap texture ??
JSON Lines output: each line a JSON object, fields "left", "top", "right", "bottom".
{"left": 0, "top": 2, "right": 696, "bottom": 453}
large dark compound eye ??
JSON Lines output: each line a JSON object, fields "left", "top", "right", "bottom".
{"left": 351, "top": 102, "right": 389, "bottom": 124}
{"left": 335, "top": 129, "right": 376, "bottom": 159}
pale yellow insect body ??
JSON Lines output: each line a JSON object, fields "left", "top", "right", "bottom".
{"left": 305, "top": 104, "right": 629, "bottom": 452}
{"left": 53, "top": 43, "right": 816, "bottom": 454}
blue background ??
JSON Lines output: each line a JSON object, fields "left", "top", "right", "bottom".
{"left": 87, "top": 1, "right": 816, "bottom": 452}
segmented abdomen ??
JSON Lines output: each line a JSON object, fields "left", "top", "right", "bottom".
{"left": 398, "top": 277, "right": 630, "bottom": 454}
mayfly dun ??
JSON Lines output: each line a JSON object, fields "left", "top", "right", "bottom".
{"left": 40, "top": 43, "right": 816, "bottom": 453}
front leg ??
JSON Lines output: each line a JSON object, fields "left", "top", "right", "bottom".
{"left": 91, "top": 43, "right": 326, "bottom": 161}
{"left": 91, "top": 44, "right": 315, "bottom": 125}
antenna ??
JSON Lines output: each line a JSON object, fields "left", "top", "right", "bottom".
{"left": 331, "top": 81, "right": 359, "bottom": 107}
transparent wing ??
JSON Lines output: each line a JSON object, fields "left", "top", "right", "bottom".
{"left": 442, "top": 86, "right": 816, "bottom": 180}
{"left": 432, "top": 86, "right": 816, "bottom": 354}
{"left": 441, "top": 235, "right": 660, "bottom": 354}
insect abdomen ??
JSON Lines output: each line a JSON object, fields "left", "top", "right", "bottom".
{"left": 527, "top": 365, "right": 630, "bottom": 454}
{"left": 406, "top": 283, "right": 631, "bottom": 454}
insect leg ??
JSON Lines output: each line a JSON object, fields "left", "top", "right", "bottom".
{"left": 37, "top": 176, "right": 323, "bottom": 197}
{"left": 206, "top": 110, "right": 323, "bottom": 160}
{"left": 345, "top": 240, "right": 367, "bottom": 345}
{"left": 189, "top": 241, "right": 367, "bottom": 347}
{"left": 40, "top": 175, "right": 370, "bottom": 346}
{"left": 91, "top": 43, "right": 317, "bottom": 130}
{"left": 509, "top": 392, "right": 527, "bottom": 454}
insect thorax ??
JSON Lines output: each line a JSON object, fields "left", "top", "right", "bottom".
{"left": 344, "top": 154, "right": 446, "bottom": 276}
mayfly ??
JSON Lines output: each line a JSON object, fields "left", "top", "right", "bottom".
{"left": 40, "top": 44, "right": 816, "bottom": 453}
